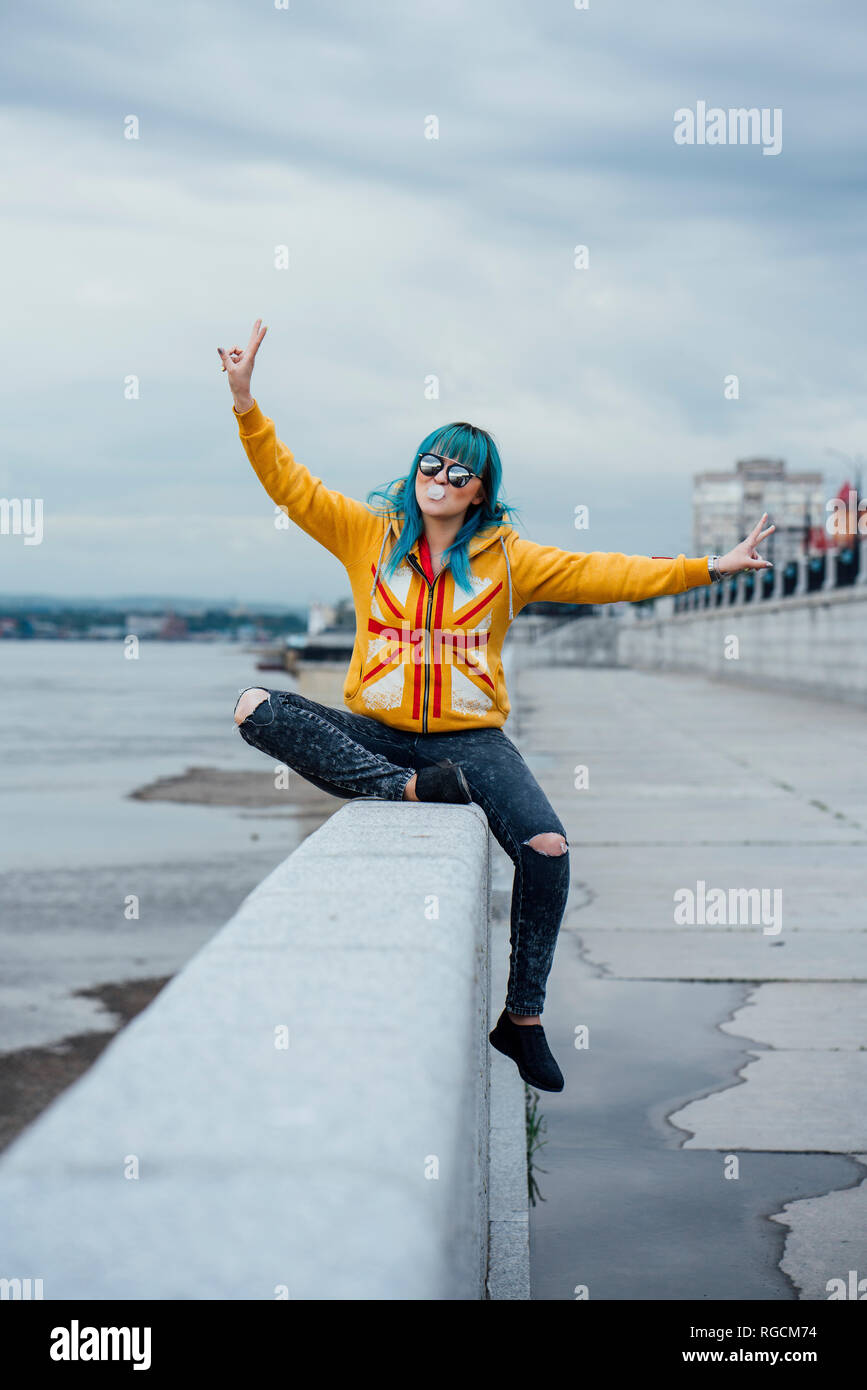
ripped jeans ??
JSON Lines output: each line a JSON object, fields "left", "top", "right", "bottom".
{"left": 232, "top": 687, "right": 570, "bottom": 1016}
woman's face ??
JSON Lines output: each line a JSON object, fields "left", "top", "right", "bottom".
{"left": 414, "top": 449, "right": 486, "bottom": 522}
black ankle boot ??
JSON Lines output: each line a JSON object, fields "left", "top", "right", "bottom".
{"left": 414, "top": 760, "right": 473, "bottom": 805}
{"left": 489, "top": 1008, "right": 565, "bottom": 1091}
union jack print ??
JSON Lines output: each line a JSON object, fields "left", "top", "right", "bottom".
{"left": 363, "top": 555, "right": 503, "bottom": 726}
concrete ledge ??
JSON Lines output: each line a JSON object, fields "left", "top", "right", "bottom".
{"left": 0, "top": 798, "right": 526, "bottom": 1300}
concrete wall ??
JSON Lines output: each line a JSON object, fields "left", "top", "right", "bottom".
{"left": 517, "top": 609, "right": 622, "bottom": 667}
{"left": 617, "top": 584, "right": 867, "bottom": 706}
{"left": 0, "top": 798, "right": 527, "bottom": 1300}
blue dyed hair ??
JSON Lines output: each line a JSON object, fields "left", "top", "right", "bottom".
{"left": 365, "top": 421, "right": 523, "bottom": 593}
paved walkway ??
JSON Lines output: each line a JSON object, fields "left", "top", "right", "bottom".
{"left": 500, "top": 639, "right": 867, "bottom": 1300}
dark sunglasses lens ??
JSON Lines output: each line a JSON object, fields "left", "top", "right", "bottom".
{"left": 418, "top": 454, "right": 474, "bottom": 487}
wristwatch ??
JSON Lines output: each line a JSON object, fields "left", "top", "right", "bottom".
{"left": 708, "top": 555, "right": 725, "bottom": 583}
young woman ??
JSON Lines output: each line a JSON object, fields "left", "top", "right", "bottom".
{"left": 219, "top": 320, "right": 774, "bottom": 1092}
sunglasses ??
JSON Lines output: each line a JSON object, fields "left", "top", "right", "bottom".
{"left": 417, "top": 451, "right": 484, "bottom": 490}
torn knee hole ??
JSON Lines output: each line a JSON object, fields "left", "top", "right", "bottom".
{"left": 523, "top": 832, "right": 569, "bottom": 856}
{"left": 233, "top": 687, "right": 270, "bottom": 725}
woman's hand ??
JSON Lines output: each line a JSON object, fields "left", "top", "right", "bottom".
{"left": 718, "top": 513, "right": 776, "bottom": 575}
{"left": 218, "top": 318, "right": 267, "bottom": 409}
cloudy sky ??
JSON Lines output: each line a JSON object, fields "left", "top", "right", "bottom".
{"left": 2, "top": 0, "right": 866, "bottom": 606}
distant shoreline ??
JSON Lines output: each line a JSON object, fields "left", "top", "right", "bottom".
{"left": 0, "top": 978, "right": 171, "bottom": 1155}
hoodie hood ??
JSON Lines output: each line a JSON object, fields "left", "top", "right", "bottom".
{"left": 371, "top": 513, "right": 516, "bottom": 619}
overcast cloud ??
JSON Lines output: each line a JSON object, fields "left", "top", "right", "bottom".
{"left": 2, "top": 0, "right": 866, "bottom": 605}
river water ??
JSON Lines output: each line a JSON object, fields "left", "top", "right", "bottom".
{"left": 0, "top": 641, "right": 307, "bottom": 1051}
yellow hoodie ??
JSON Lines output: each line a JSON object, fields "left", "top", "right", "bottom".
{"left": 234, "top": 398, "right": 712, "bottom": 734}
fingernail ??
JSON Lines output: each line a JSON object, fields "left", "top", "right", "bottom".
{"left": 217, "top": 347, "right": 223, "bottom": 355}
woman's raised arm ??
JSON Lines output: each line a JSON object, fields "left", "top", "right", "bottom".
{"left": 220, "top": 320, "right": 381, "bottom": 565}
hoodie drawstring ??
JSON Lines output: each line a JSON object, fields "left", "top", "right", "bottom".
{"left": 500, "top": 534, "right": 513, "bottom": 620}
{"left": 370, "top": 522, "right": 390, "bottom": 601}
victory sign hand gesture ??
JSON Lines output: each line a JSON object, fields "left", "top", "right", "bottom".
{"left": 718, "top": 513, "right": 776, "bottom": 576}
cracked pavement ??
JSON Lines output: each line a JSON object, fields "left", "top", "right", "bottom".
{"left": 504, "top": 641, "right": 867, "bottom": 1300}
